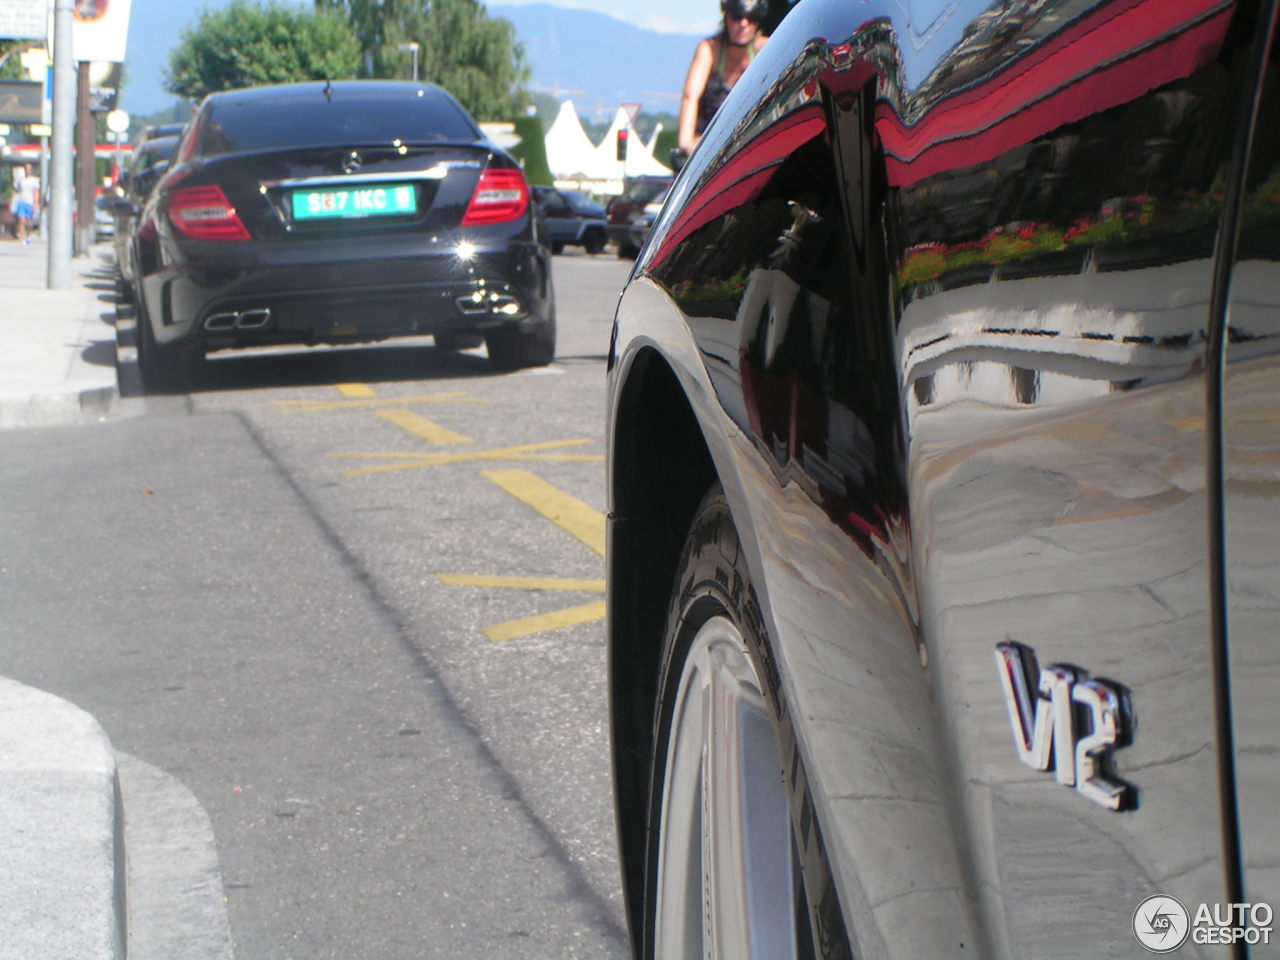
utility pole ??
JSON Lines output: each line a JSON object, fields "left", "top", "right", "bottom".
{"left": 74, "top": 61, "right": 94, "bottom": 257}
{"left": 397, "top": 42, "right": 419, "bottom": 82}
{"left": 47, "top": 0, "right": 75, "bottom": 288}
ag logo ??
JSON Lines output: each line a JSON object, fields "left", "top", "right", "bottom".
{"left": 994, "top": 641, "right": 1137, "bottom": 810}
{"left": 1133, "top": 895, "right": 1191, "bottom": 952}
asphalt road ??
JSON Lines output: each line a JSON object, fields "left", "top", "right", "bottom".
{"left": 0, "top": 250, "right": 635, "bottom": 959}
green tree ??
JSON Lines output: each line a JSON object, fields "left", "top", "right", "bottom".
{"left": 317, "top": 0, "right": 529, "bottom": 121}
{"left": 165, "top": 1, "right": 361, "bottom": 102}
{"left": 509, "top": 115, "right": 553, "bottom": 186}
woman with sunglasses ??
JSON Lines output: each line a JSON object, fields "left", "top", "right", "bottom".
{"left": 677, "top": 0, "right": 769, "bottom": 155}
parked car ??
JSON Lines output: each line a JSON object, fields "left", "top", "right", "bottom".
{"left": 625, "top": 186, "right": 669, "bottom": 256}
{"left": 111, "top": 134, "right": 178, "bottom": 299}
{"left": 131, "top": 81, "right": 554, "bottom": 386}
{"left": 532, "top": 185, "right": 608, "bottom": 254}
{"left": 607, "top": 1, "right": 1279, "bottom": 958}
{"left": 606, "top": 174, "right": 673, "bottom": 258}
{"left": 93, "top": 193, "right": 115, "bottom": 243}
{"left": 135, "top": 122, "right": 186, "bottom": 145}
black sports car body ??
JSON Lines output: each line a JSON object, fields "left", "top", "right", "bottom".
{"left": 132, "top": 81, "right": 554, "bottom": 380}
{"left": 607, "top": 0, "right": 1280, "bottom": 957}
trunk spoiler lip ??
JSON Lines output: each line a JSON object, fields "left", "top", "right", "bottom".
{"left": 261, "top": 160, "right": 484, "bottom": 191}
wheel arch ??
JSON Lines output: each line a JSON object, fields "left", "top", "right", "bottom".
{"left": 607, "top": 344, "right": 719, "bottom": 947}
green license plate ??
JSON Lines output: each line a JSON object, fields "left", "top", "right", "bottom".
{"left": 291, "top": 184, "right": 418, "bottom": 220}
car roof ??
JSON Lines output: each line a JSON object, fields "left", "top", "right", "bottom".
{"left": 140, "top": 135, "right": 179, "bottom": 153}
{"left": 203, "top": 80, "right": 455, "bottom": 109}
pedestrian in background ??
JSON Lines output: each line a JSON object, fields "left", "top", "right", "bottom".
{"left": 14, "top": 164, "right": 39, "bottom": 245}
{"left": 677, "top": 0, "right": 768, "bottom": 155}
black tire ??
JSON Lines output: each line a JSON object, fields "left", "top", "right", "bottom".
{"left": 617, "top": 242, "right": 640, "bottom": 260}
{"left": 135, "top": 292, "right": 201, "bottom": 392}
{"left": 641, "top": 485, "right": 853, "bottom": 960}
{"left": 484, "top": 315, "right": 555, "bottom": 370}
{"left": 551, "top": 241, "right": 565, "bottom": 255}
{"left": 583, "top": 229, "right": 606, "bottom": 255}
{"left": 434, "top": 331, "right": 484, "bottom": 351}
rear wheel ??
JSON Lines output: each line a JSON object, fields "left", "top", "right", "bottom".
{"left": 485, "top": 313, "right": 555, "bottom": 370}
{"left": 135, "top": 291, "right": 201, "bottom": 392}
{"left": 617, "top": 242, "right": 640, "bottom": 260}
{"left": 551, "top": 241, "right": 565, "bottom": 255}
{"left": 644, "top": 486, "right": 851, "bottom": 960}
{"left": 583, "top": 229, "right": 606, "bottom": 255}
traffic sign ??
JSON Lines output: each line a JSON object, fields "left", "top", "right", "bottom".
{"left": 0, "top": 0, "right": 46, "bottom": 41}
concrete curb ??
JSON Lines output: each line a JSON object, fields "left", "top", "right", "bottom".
{"left": 0, "top": 677, "right": 126, "bottom": 960}
{"left": 0, "top": 244, "right": 124, "bottom": 431}
{"left": 0, "top": 383, "right": 120, "bottom": 430}
{"left": 118, "top": 753, "right": 234, "bottom": 960}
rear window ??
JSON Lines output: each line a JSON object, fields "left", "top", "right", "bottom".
{"left": 563, "top": 191, "right": 605, "bottom": 215}
{"left": 199, "top": 90, "right": 480, "bottom": 156}
{"left": 138, "top": 140, "right": 176, "bottom": 171}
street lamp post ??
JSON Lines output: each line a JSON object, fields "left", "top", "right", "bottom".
{"left": 47, "top": 0, "right": 75, "bottom": 288}
{"left": 397, "top": 42, "right": 420, "bottom": 83}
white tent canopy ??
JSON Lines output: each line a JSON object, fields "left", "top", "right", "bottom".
{"left": 543, "top": 100, "right": 601, "bottom": 181}
{"left": 543, "top": 101, "right": 670, "bottom": 194}
{"left": 593, "top": 107, "right": 672, "bottom": 181}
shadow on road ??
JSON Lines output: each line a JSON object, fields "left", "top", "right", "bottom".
{"left": 81, "top": 339, "right": 118, "bottom": 368}
{"left": 139, "top": 341, "right": 509, "bottom": 397}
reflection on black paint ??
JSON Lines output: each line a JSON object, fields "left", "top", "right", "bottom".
{"left": 641, "top": 0, "right": 1250, "bottom": 550}
{"left": 647, "top": 71, "right": 906, "bottom": 552}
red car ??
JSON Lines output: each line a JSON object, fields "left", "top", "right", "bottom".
{"left": 606, "top": 175, "right": 673, "bottom": 258}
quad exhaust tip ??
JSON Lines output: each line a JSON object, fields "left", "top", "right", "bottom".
{"left": 455, "top": 291, "right": 523, "bottom": 317}
{"left": 203, "top": 309, "right": 272, "bottom": 331}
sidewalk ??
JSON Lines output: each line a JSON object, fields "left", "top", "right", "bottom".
{"left": 0, "top": 678, "right": 234, "bottom": 960}
{"left": 0, "top": 238, "right": 122, "bottom": 430}
{"left": 0, "top": 242, "right": 233, "bottom": 956}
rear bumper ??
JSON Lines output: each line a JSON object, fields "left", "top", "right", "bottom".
{"left": 138, "top": 238, "right": 552, "bottom": 350}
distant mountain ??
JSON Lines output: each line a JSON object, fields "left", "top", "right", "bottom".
{"left": 491, "top": 4, "right": 701, "bottom": 122}
{"left": 121, "top": 1, "right": 700, "bottom": 121}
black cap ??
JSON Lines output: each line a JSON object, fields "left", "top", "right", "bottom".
{"left": 722, "top": 0, "right": 766, "bottom": 22}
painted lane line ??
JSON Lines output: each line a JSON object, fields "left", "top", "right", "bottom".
{"left": 336, "top": 383, "right": 376, "bottom": 398}
{"left": 376, "top": 408, "right": 472, "bottom": 446}
{"left": 329, "top": 446, "right": 594, "bottom": 460}
{"left": 436, "top": 574, "right": 605, "bottom": 593}
{"left": 331, "top": 439, "right": 600, "bottom": 477}
{"left": 339, "top": 453, "right": 602, "bottom": 475}
{"left": 482, "top": 469, "right": 606, "bottom": 557}
{"left": 271, "top": 392, "right": 484, "bottom": 414}
{"left": 483, "top": 601, "right": 607, "bottom": 642}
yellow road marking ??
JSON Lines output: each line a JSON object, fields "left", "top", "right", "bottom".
{"left": 482, "top": 469, "right": 606, "bottom": 557}
{"left": 437, "top": 574, "right": 605, "bottom": 592}
{"left": 331, "top": 438, "right": 599, "bottom": 476}
{"left": 336, "top": 383, "right": 376, "bottom": 398}
{"left": 272, "top": 392, "right": 484, "bottom": 414}
{"left": 376, "top": 408, "right": 471, "bottom": 445}
{"left": 483, "top": 601, "right": 607, "bottom": 642}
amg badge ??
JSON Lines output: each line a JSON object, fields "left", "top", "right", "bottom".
{"left": 994, "top": 641, "right": 1137, "bottom": 811}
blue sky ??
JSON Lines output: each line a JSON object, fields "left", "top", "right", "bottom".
{"left": 123, "top": 0, "right": 719, "bottom": 116}
{"left": 494, "top": 0, "right": 718, "bottom": 34}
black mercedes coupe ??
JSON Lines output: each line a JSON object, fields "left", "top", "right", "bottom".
{"left": 131, "top": 81, "right": 554, "bottom": 385}
{"left": 607, "top": 0, "right": 1280, "bottom": 957}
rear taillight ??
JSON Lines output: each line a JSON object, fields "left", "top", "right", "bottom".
{"left": 462, "top": 169, "right": 529, "bottom": 226}
{"left": 167, "top": 185, "right": 250, "bottom": 241}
